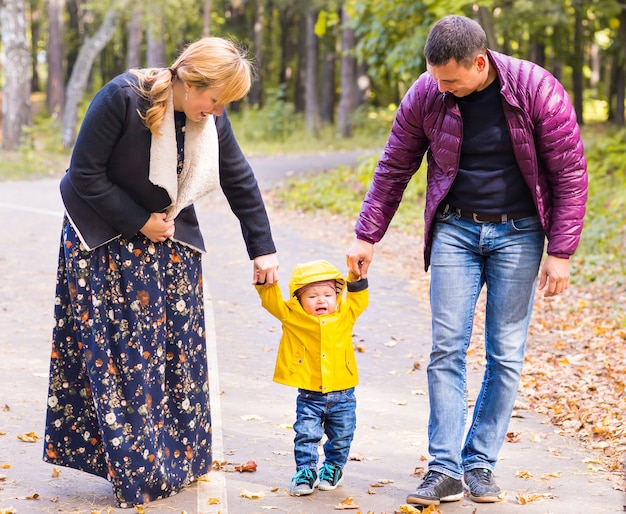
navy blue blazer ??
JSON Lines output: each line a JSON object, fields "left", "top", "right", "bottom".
{"left": 60, "top": 72, "right": 276, "bottom": 258}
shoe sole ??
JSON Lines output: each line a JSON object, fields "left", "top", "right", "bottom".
{"left": 469, "top": 494, "right": 501, "bottom": 503}
{"left": 289, "top": 479, "right": 320, "bottom": 496}
{"left": 317, "top": 475, "right": 343, "bottom": 491}
{"left": 406, "top": 491, "right": 463, "bottom": 505}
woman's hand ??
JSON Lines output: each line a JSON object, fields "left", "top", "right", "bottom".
{"left": 253, "top": 253, "right": 279, "bottom": 286}
{"left": 140, "top": 212, "right": 175, "bottom": 242}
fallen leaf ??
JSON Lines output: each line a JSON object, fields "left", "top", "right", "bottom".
{"left": 51, "top": 468, "right": 60, "bottom": 478}
{"left": 367, "top": 488, "right": 377, "bottom": 494}
{"left": 541, "top": 471, "right": 561, "bottom": 479}
{"left": 207, "top": 498, "right": 220, "bottom": 505}
{"left": 506, "top": 431, "right": 521, "bottom": 443}
{"left": 234, "top": 460, "right": 257, "bottom": 472}
{"left": 134, "top": 506, "right": 144, "bottom": 514}
{"left": 378, "top": 478, "right": 394, "bottom": 484}
{"left": 278, "top": 423, "right": 292, "bottom": 429}
{"left": 392, "top": 399, "right": 408, "bottom": 406}
{"left": 241, "top": 414, "right": 262, "bottom": 421}
{"left": 517, "top": 491, "right": 554, "bottom": 504}
{"left": 348, "top": 453, "right": 364, "bottom": 461}
{"left": 412, "top": 466, "right": 427, "bottom": 477}
{"left": 515, "top": 470, "right": 533, "bottom": 479}
{"left": 17, "top": 432, "right": 39, "bottom": 443}
{"left": 334, "top": 496, "right": 360, "bottom": 510}
{"left": 239, "top": 489, "right": 265, "bottom": 499}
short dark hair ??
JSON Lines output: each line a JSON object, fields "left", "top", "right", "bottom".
{"left": 424, "top": 15, "right": 488, "bottom": 67}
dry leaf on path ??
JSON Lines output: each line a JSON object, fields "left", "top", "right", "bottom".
{"left": 17, "top": 432, "right": 39, "bottom": 443}
{"left": 517, "top": 491, "right": 555, "bottom": 504}
{"left": 234, "top": 460, "right": 257, "bottom": 472}
{"left": 334, "top": 496, "right": 360, "bottom": 509}
{"left": 239, "top": 488, "right": 265, "bottom": 499}
{"left": 506, "top": 431, "right": 521, "bottom": 442}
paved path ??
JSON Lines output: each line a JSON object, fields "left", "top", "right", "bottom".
{"left": 0, "top": 156, "right": 624, "bottom": 513}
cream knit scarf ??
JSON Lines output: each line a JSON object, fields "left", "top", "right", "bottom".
{"left": 148, "top": 90, "right": 219, "bottom": 220}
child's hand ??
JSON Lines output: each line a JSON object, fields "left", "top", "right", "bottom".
{"left": 347, "top": 270, "right": 361, "bottom": 282}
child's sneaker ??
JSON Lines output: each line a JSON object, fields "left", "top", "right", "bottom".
{"left": 289, "top": 468, "right": 319, "bottom": 496}
{"left": 317, "top": 462, "right": 343, "bottom": 491}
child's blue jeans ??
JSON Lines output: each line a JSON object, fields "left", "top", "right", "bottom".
{"left": 293, "top": 387, "right": 356, "bottom": 470}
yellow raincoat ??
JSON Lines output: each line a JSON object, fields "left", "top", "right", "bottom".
{"left": 255, "top": 260, "right": 368, "bottom": 393}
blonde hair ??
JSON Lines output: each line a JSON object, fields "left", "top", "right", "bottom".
{"left": 130, "top": 37, "right": 253, "bottom": 134}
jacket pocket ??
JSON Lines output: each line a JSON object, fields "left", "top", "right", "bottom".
{"left": 345, "top": 349, "right": 357, "bottom": 376}
{"left": 288, "top": 344, "right": 306, "bottom": 375}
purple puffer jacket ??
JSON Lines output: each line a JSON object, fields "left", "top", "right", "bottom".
{"left": 355, "top": 50, "right": 588, "bottom": 270}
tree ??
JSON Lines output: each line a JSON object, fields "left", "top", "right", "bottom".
{"left": 1, "top": 0, "right": 32, "bottom": 150}
{"left": 46, "top": 0, "right": 64, "bottom": 117}
{"left": 126, "top": 4, "right": 143, "bottom": 69}
{"left": 337, "top": 5, "right": 356, "bottom": 137}
{"left": 304, "top": 7, "right": 320, "bottom": 134}
{"left": 61, "top": 1, "right": 130, "bottom": 148}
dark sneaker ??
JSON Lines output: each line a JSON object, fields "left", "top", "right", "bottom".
{"left": 289, "top": 468, "right": 319, "bottom": 496}
{"left": 464, "top": 468, "right": 502, "bottom": 503}
{"left": 406, "top": 470, "right": 464, "bottom": 505}
{"left": 318, "top": 462, "right": 344, "bottom": 491}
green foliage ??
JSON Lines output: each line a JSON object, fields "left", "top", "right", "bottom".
{"left": 230, "top": 93, "right": 393, "bottom": 156}
{"left": 234, "top": 85, "right": 298, "bottom": 143}
{"left": 274, "top": 152, "right": 428, "bottom": 229}
{"left": 0, "top": 113, "right": 71, "bottom": 180}
{"left": 576, "top": 127, "right": 626, "bottom": 276}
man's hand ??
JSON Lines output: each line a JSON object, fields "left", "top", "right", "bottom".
{"left": 538, "top": 255, "right": 570, "bottom": 297}
{"left": 346, "top": 239, "right": 374, "bottom": 279}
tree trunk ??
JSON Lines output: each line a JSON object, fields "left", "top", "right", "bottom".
{"left": 29, "top": 0, "right": 41, "bottom": 93}
{"left": 614, "top": 5, "right": 626, "bottom": 126}
{"left": 249, "top": 0, "right": 265, "bottom": 107}
{"left": 572, "top": 8, "right": 585, "bottom": 125}
{"left": 203, "top": 0, "right": 212, "bottom": 37}
{"left": 147, "top": 7, "right": 166, "bottom": 67}
{"left": 46, "top": 0, "right": 64, "bottom": 117}
{"left": 1, "top": 0, "right": 32, "bottom": 150}
{"left": 337, "top": 6, "right": 356, "bottom": 138}
{"left": 295, "top": 14, "right": 306, "bottom": 113}
{"left": 304, "top": 9, "right": 319, "bottom": 135}
{"left": 320, "top": 47, "right": 336, "bottom": 124}
{"left": 477, "top": 6, "right": 500, "bottom": 52}
{"left": 61, "top": 2, "right": 129, "bottom": 149}
{"left": 126, "top": 4, "right": 143, "bottom": 69}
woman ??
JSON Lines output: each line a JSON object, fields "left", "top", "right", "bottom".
{"left": 43, "top": 37, "right": 279, "bottom": 508}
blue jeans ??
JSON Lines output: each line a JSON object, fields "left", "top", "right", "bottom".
{"left": 293, "top": 388, "right": 356, "bottom": 470}
{"left": 427, "top": 211, "right": 544, "bottom": 479}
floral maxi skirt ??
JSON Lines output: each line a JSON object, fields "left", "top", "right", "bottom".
{"left": 43, "top": 219, "right": 212, "bottom": 507}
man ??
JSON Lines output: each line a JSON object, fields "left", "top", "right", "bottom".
{"left": 346, "top": 15, "right": 587, "bottom": 506}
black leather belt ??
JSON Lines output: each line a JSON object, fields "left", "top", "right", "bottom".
{"left": 441, "top": 204, "right": 536, "bottom": 223}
